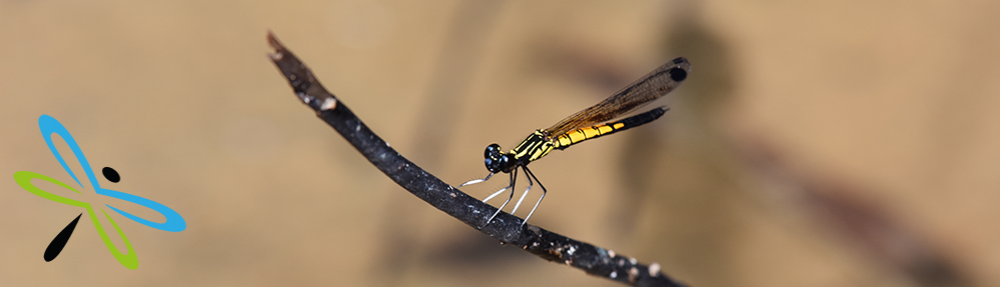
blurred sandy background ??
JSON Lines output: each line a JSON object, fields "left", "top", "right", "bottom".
{"left": 1, "top": 1, "right": 998, "bottom": 286}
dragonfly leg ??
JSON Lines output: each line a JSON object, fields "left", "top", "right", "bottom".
{"left": 481, "top": 173, "right": 510, "bottom": 203}
{"left": 460, "top": 172, "right": 495, "bottom": 187}
{"left": 484, "top": 168, "right": 517, "bottom": 226}
{"left": 511, "top": 168, "right": 534, "bottom": 215}
{"left": 520, "top": 166, "right": 547, "bottom": 227}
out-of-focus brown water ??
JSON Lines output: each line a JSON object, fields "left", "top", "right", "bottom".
{"left": 1, "top": 1, "right": 998, "bottom": 286}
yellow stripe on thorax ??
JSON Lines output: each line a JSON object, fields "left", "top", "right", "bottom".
{"left": 510, "top": 130, "right": 556, "bottom": 163}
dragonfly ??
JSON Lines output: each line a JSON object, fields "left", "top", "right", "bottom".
{"left": 461, "top": 57, "right": 691, "bottom": 226}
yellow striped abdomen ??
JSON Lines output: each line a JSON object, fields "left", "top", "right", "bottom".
{"left": 552, "top": 122, "right": 626, "bottom": 149}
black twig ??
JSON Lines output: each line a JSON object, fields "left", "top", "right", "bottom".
{"left": 266, "top": 32, "right": 687, "bottom": 287}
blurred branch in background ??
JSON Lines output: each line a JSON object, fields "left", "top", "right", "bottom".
{"left": 737, "top": 138, "right": 971, "bottom": 287}
{"left": 267, "top": 32, "right": 687, "bottom": 287}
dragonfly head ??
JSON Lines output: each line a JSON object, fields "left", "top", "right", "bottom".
{"left": 484, "top": 143, "right": 516, "bottom": 174}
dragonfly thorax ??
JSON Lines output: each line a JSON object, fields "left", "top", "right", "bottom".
{"left": 483, "top": 130, "right": 557, "bottom": 175}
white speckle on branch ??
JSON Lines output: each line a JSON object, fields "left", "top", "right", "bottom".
{"left": 320, "top": 97, "right": 337, "bottom": 111}
{"left": 628, "top": 267, "right": 639, "bottom": 282}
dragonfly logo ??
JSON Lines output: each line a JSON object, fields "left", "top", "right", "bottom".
{"left": 13, "top": 115, "right": 186, "bottom": 269}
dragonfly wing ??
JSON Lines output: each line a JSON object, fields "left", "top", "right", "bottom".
{"left": 545, "top": 57, "right": 690, "bottom": 137}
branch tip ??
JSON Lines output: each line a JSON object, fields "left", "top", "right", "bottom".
{"left": 266, "top": 31, "right": 286, "bottom": 60}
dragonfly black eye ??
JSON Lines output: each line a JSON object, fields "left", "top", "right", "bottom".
{"left": 485, "top": 153, "right": 515, "bottom": 174}
{"left": 484, "top": 144, "right": 506, "bottom": 173}
{"left": 484, "top": 157, "right": 498, "bottom": 173}
{"left": 485, "top": 143, "right": 501, "bottom": 159}
{"left": 668, "top": 67, "right": 687, "bottom": 82}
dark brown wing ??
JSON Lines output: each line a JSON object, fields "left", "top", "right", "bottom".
{"left": 545, "top": 57, "right": 691, "bottom": 137}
